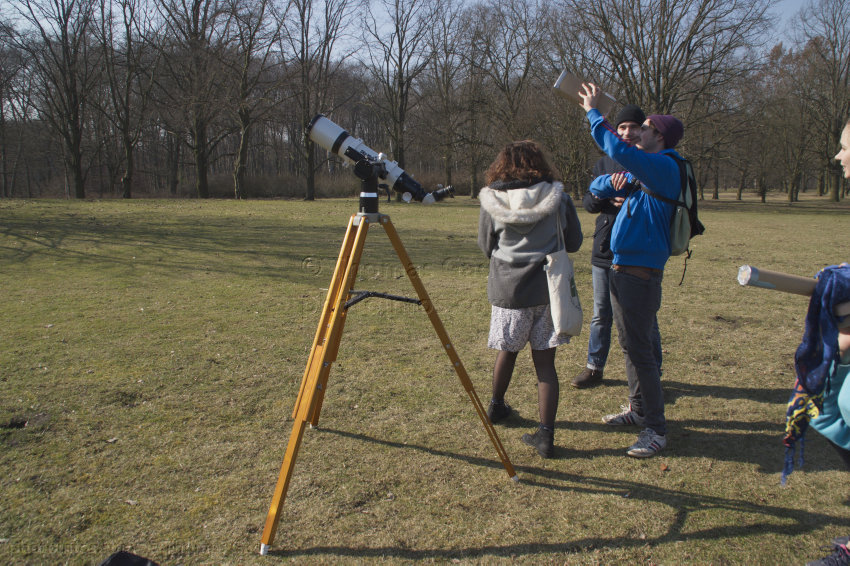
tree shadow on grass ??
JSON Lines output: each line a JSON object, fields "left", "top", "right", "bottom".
{"left": 1, "top": 216, "right": 352, "bottom": 284}
{"left": 266, "top": 426, "right": 850, "bottom": 561}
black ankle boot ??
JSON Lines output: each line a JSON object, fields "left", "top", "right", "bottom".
{"left": 487, "top": 400, "right": 512, "bottom": 423}
{"left": 522, "top": 427, "right": 554, "bottom": 458}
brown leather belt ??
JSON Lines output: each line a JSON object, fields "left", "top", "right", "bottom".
{"left": 611, "top": 264, "right": 662, "bottom": 280}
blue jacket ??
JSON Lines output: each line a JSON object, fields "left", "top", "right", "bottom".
{"left": 586, "top": 108, "right": 681, "bottom": 270}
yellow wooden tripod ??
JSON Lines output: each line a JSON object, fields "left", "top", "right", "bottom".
{"left": 259, "top": 209, "right": 518, "bottom": 555}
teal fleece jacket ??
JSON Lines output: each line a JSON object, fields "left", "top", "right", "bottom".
{"left": 811, "top": 363, "right": 850, "bottom": 450}
{"left": 586, "top": 108, "right": 681, "bottom": 270}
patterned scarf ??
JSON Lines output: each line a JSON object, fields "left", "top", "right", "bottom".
{"left": 782, "top": 264, "right": 850, "bottom": 485}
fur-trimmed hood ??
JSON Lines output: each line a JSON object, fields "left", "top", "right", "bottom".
{"left": 479, "top": 180, "right": 563, "bottom": 230}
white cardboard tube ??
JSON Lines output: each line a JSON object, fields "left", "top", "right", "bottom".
{"left": 738, "top": 265, "right": 850, "bottom": 316}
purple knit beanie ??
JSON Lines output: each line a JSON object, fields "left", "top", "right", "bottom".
{"left": 647, "top": 114, "right": 684, "bottom": 149}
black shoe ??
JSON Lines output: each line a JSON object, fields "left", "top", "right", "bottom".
{"left": 571, "top": 367, "right": 603, "bottom": 389}
{"left": 522, "top": 427, "right": 554, "bottom": 458}
{"left": 487, "top": 400, "right": 512, "bottom": 423}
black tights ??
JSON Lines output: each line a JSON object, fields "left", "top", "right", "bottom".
{"left": 491, "top": 348, "right": 559, "bottom": 428}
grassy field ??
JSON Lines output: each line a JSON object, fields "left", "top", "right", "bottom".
{"left": 1, "top": 194, "right": 850, "bottom": 565}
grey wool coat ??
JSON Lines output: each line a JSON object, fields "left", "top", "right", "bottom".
{"left": 478, "top": 180, "right": 582, "bottom": 308}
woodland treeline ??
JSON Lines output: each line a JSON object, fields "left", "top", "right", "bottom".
{"left": 1, "top": 0, "right": 849, "bottom": 201}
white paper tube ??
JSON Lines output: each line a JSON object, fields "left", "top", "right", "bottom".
{"left": 737, "top": 265, "right": 850, "bottom": 316}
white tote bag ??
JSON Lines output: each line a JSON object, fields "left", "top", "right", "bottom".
{"left": 544, "top": 212, "right": 582, "bottom": 336}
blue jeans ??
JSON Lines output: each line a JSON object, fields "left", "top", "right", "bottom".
{"left": 586, "top": 265, "right": 614, "bottom": 370}
{"left": 586, "top": 265, "right": 662, "bottom": 375}
{"left": 610, "top": 268, "right": 666, "bottom": 436}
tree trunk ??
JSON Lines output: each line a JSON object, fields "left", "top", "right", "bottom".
{"left": 121, "top": 134, "right": 134, "bottom": 199}
{"left": 737, "top": 171, "right": 745, "bottom": 201}
{"left": 234, "top": 119, "right": 250, "bottom": 199}
{"left": 712, "top": 167, "right": 719, "bottom": 200}
{"left": 195, "top": 147, "right": 209, "bottom": 199}
{"left": 167, "top": 134, "right": 180, "bottom": 196}
{"left": 192, "top": 117, "right": 209, "bottom": 199}
{"left": 304, "top": 140, "right": 315, "bottom": 200}
{"left": 830, "top": 166, "right": 841, "bottom": 202}
{"left": 68, "top": 147, "right": 86, "bottom": 199}
{"left": 0, "top": 103, "right": 7, "bottom": 198}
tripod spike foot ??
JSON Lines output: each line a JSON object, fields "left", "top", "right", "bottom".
{"left": 260, "top": 543, "right": 270, "bottom": 555}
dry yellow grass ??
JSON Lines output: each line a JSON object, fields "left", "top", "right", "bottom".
{"left": 1, "top": 194, "right": 849, "bottom": 565}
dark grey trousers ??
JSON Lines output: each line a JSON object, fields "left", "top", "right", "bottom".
{"left": 610, "top": 268, "right": 666, "bottom": 436}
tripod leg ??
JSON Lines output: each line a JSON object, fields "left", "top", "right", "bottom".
{"left": 291, "top": 215, "right": 364, "bottom": 425}
{"left": 308, "top": 216, "right": 370, "bottom": 425}
{"left": 260, "top": 413, "right": 309, "bottom": 554}
{"left": 260, "top": 216, "right": 370, "bottom": 554}
{"left": 379, "top": 216, "right": 518, "bottom": 481}
{"left": 291, "top": 215, "right": 356, "bottom": 420}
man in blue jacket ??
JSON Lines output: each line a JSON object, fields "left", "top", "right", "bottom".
{"left": 572, "top": 104, "right": 662, "bottom": 390}
{"left": 579, "top": 83, "right": 684, "bottom": 458}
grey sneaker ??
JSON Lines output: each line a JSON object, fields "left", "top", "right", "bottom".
{"left": 602, "top": 404, "right": 646, "bottom": 426}
{"left": 627, "top": 428, "right": 667, "bottom": 458}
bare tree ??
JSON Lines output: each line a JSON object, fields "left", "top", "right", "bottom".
{"left": 795, "top": 0, "right": 850, "bottom": 201}
{"left": 96, "top": 0, "right": 157, "bottom": 198}
{"left": 153, "top": 0, "right": 235, "bottom": 198}
{"left": 226, "top": 0, "right": 288, "bottom": 199}
{"left": 467, "top": 0, "right": 549, "bottom": 141}
{"left": 10, "top": 0, "right": 101, "bottom": 198}
{"left": 362, "top": 0, "right": 435, "bottom": 171}
{"left": 453, "top": 3, "right": 497, "bottom": 197}
{"left": 279, "top": 0, "right": 359, "bottom": 200}
{"left": 556, "top": 0, "right": 772, "bottom": 122}
{"left": 418, "top": 0, "right": 465, "bottom": 187}
{"left": 0, "top": 20, "right": 28, "bottom": 197}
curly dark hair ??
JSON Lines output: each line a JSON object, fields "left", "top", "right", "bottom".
{"left": 484, "top": 140, "right": 557, "bottom": 185}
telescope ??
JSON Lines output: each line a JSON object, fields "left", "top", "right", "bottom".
{"left": 306, "top": 114, "right": 454, "bottom": 205}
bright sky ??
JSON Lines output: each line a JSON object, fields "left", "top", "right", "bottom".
{"left": 773, "top": 0, "right": 809, "bottom": 28}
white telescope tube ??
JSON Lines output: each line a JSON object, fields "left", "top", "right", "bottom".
{"left": 305, "top": 114, "right": 434, "bottom": 203}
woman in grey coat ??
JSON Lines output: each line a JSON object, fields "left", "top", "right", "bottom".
{"left": 478, "top": 140, "right": 583, "bottom": 458}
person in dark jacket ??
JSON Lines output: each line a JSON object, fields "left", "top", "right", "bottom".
{"left": 478, "top": 140, "right": 582, "bottom": 458}
{"left": 572, "top": 104, "right": 662, "bottom": 389}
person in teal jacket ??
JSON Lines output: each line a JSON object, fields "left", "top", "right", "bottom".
{"left": 803, "top": 319, "right": 850, "bottom": 566}
{"left": 805, "top": 116, "right": 850, "bottom": 566}
{"left": 811, "top": 328, "right": 850, "bottom": 460}
{"left": 578, "top": 82, "right": 684, "bottom": 458}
